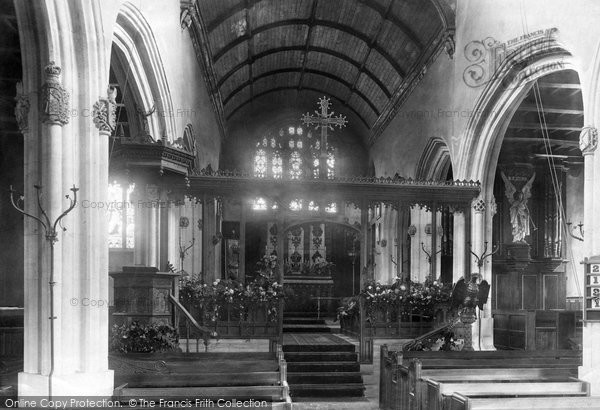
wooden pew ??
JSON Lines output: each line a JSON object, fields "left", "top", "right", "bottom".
{"left": 379, "top": 346, "right": 582, "bottom": 410}
{"left": 447, "top": 393, "right": 600, "bottom": 410}
{"left": 426, "top": 379, "right": 589, "bottom": 410}
{"left": 113, "top": 346, "right": 292, "bottom": 409}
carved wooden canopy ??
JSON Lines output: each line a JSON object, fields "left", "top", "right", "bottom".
{"left": 176, "top": 170, "right": 480, "bottom": 210}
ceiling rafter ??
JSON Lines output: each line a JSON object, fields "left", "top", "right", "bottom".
{"left": 227, "top": 86, "right": 370, "bottom": 128}
{"left": 517, "top": 104, "right": 583, "bottom": 116}
{"left": 217, "top": 45, "right": 392, "bottom": 98}
{"left": 297, "top": 0, "right": 319, "bottom": 92}
{"left": 244, "top": 0, "right": 255, "bottom": 102}
{"left": 347, "top": 0, "right": 394, "bottom": 103}
{"left": 222, "top": 67, "right": 381, "bottom": 116}
{"left": 508, "top": 123, "right": 581, "bottom": 132}
{"left": 212, "top": 19, "right": 406, "bottom": 78}
{"left": 206, "top": 0, "right": 423, "bottom": 50}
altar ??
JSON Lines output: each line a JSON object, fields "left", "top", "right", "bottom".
{"left": 284, "top": 275, "right": 335, "bottom": 315}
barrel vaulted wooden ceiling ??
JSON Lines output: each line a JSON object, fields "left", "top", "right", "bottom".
{"left": 182, "top": 0, "right": 455, "bottom": 145}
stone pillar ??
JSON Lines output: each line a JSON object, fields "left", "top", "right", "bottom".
{"left": 18, "top": 62, "right": 114, "bottom": 396}
{"left": 132, "top": 184, "right": 161, "bottom": 268}
{"left": 239, "top": 202, "right": 246, "bottom": 283}
{"left": 201, "top": 195, "right": 218, "bottom": 283}
{"left": 396, "top": 202, "right": 406, "bottom": 280}
{"left": 470, "top": 195, "right": 496, "bottom": 350}
{"left": 430, "top": 205, "right": 438, "bottom": 280}
{"left": 452, "top": 210, "right": 466, "bottom": 283}
{"left": 578, "top": 126, "right": 600, "bottom": 394}
{"left": 361, "top": 200, "right": 370, "bottom": 282}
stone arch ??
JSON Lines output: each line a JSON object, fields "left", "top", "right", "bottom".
{"left": 415, "top": 137, "right": 452, "bottom": 180}
{"left": 455, "top": 35, "right": 580, "bottom": 330}
{"left": 112, "top": 1, "right": 177, "bottom": 141}
{"left": 457, "top": 37, "right": 577, "bottom": 189}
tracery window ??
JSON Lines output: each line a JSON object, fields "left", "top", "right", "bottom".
{"left": 251, "top": 125, "right": 338, "bottom": 213}
{"left": 252, "top": 125, "right": 335, "bottom": 180}
{"left": 108, "top": 181, "right": 135, "bottom": 248}
{"left": 254, "top": 149, "right": 267, "bottom": 178}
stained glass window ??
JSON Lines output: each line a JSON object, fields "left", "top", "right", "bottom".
{"left": 325, "top": 202, "right": 337, "bottom": 214}
{"left": 289, "top": 151, "right": 302, "bottom": 179}
{"left": 253, "top": 197, "right": 267, "bottom": 211}
{"left": 327, "top": 151, "right": 335, "bottom": 179}
{"left": 108, "top": 182, "right": 135, "bottom": 248}
{"left": 272, "top": 152, "right": 282, "bottom": 179}
{"left": 308, "top": 201, "right": 319, "bottom": 212}
{"left": 290, "top": 198, "right": 303, "bottom": 211}
{"left": 252, "top": 124, "right": 334, "bottom": 181}
{"left": 254, "top": 149, "right": 267, "bottom": 178}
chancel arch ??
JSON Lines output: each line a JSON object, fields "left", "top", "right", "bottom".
{"left": 112, "top": 1, "right": 177, "bottom": 142}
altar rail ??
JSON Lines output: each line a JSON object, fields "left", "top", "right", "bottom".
{"left": 493, "top": 309, "right": 582, "bottom": 350}
{"left": 340, "top": 304, "right": 450, "bottom": 339}
{"left": 183, "top": 303, "right": 281, "bottom": 346}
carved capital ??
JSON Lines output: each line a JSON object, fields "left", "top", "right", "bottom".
{"left": 579, "top": 126, "right": 598, "bottom": 155}
{"left": 472, "top": 197, "right": 486, "bottom": 213}
{"left": 14, "top": 81, "right": 30, "bottom": 133}
{"left": 93, "top": 86, "right": 117, "bottom": 135}
{"left": 41, "top": 61, "right": 70, "bottom": 126}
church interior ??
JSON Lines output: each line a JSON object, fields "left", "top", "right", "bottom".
{"left": 2, "top": 0, "right": 600, "bottom": 408}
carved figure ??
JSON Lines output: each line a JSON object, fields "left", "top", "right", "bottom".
{"left": 501, "top": 171, "right": 535, "bottom": 242}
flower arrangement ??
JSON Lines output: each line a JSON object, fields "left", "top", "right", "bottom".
{"left": 110, "top": 321, "right": 179, "bottom": 353}
{"left": 337, "top": 277, "right": 452, "bottom": 323}
{"left": 179, "top": 254, "right": 285, "bottom": 323}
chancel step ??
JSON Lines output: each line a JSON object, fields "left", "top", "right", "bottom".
{"left": 283, "top": 333, "right": 365, "bottom": 400}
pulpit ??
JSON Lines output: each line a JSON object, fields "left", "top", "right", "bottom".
{"left": 110, "top": 266, "right": 179, "bottom": 326}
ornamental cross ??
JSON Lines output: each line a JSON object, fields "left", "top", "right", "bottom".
{"left": 301, "top": 96, "right": 347, "bottom": 178}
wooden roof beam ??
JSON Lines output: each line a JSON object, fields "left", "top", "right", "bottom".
{"left": 222, "top": 67, "right": 381, "bottom": 116}
{"left": 347, "top": 0, "right": 394, "bottom": 103}
{"left": 217, "top": 45, "right": 392, "bottom": 98}
{"left": 206, "top": 0, "right": 423, "bottom": 50}
{"left": 297, "top": 0, "right": 318, "bottom": 93}
{"left": 507, "top": 123, "right": 581, "bottom": 132}
{"left": 517, "top": 104, "right": 583, "bottom": 116}
{"left": 503, "top": 137, "right": 578, "bottom": 147}
{"left": 536, "top": 82, "right": 581, "bottom": 90}
{"left": 226, "top": 85, "right": 370, "bottom": 128}
{"left": 212, "top": 19, "right": 406, "bottom": 78}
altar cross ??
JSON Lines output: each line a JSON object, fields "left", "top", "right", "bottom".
{"left": 301, "top": 97, "right": 347, "bottom": 179}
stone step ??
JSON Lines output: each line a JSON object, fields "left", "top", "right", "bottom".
{"left": 287, "top": 371, "right": 363, "bottom": 384}
{"left": 289, "top": 383, "right": 366, "bottom": 398}
{"left": 283, "top": 324, "right": 332, "bottom": 333}
{"left": 284, "top": 312, "right": 323, "bottom": 318}
{"left": 287, "top": 361, "right": 360, "bottom": 373}
{"left": 284, "top": 351, "right": 358, "bottom": 362}
{"left": 283, "top": 343, "right": 356, "bottom": 353}
{"left": 283, "top": 318, "right": 327, "bottom": 325}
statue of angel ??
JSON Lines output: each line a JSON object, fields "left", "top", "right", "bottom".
{"left": 500, "top": 171, "right": 535, "bottom": 242}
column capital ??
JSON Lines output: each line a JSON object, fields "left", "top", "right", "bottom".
{"left": 14, "top": 81, "right": 29, "bottom": 133}
{"left": 472, "top": 197, "right": 486, "bottom": 213}
{"left": 93, "top": 86, "right": 117, "bottom": 136}
{"left": 580, "top": 126, "right": 598, "bottom": 156}
{"left": 41, "top": 61, "right": 70, "bottom": 126}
